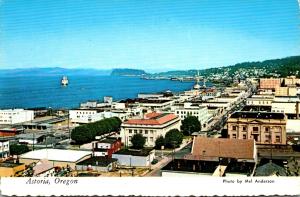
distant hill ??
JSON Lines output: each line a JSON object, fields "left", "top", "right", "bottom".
{"left": 0, "top": 67, "right": 112, "bottom": 76}
{"left": 110, "top": 68, "right": 147, "bottom": 76}
{"left": 151, "top": 56, "right": 300, "bottom": 78}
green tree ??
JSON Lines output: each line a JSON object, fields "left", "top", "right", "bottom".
{"left": 165, "top": 129, "right": 183, "bottom": 148}
{"left": 180, "top": 116, "right": 201, "bottom": 135}
{"left": 131, "top": 133, "right": 146, "bottom": 149}
{"left": 71, "top": 126, "right": 91, "bottom": 144}
{"left": 71, "top": 117, "right": 122, "bottom": 144}
{"left": 155, "top": 136, "right": 165, "bottom": 149}
{"left": 10, "top": 144, "right": 29, "bottom": 155}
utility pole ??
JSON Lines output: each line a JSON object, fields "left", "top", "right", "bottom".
{"left": 68, "top": 110, "right": 70, "bottom": 141}
{"left": 32, "top": 133, "right": 35, "bottom": 151}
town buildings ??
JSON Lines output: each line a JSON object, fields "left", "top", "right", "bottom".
{"left": 69, "top": 109, "right": 104, "bottom": 124}
{"left": 227, "top": 111, "right": 287, "bottom": 145}
{"left": 0, "top": 140, "right": 9, "bottom": 159}
{"left": 0, "top": 162, "right": 25, "bottom": 177}
{"left": 0, "top": 109, "right": 34, "bottom": 125}
{"left": 161, "top": 137, "right": 256, "bottom": 177}
{"left": 112, "top": 149, "right": 155, "bottom": 167}
{"left": 19, "top": 149, "right": 92, "bottom": 169}
{"left": 120, "top": 112, "right": 180, "bottom": 147}
{"left": 76, "top": 157, "right": 117, "bottom": 172}
{"left": 174, "top": 103, "right": 212, "bottom": 128}
{"left": 92, "top": 137, "right": 122, "bottom": 157}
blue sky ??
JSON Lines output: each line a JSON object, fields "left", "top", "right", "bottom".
{"left": 0, "top": 0, "right": 299, "bottom": 71}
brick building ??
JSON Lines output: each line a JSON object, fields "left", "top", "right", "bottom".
{"left": 227, "top": 112, "right": 287, "bottom": 145}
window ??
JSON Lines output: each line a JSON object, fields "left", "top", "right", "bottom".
{"left": 264, "top": 134, "right": 270, "bottom": 142}
{"left": 128, "top": 130, "right": 132, "bottom": 134}
{"left": 243, "top": 134, "right": 246, "bottom": 139}
{"left": 177, "top": 111, "right": 179, "bottom": 114}
{"left": 145, "top": 130, "right": 148, "bottom": 134}
{"left": 253, "top": 127, "right": 259, "bottom": 132}
{"left": 139, "top": 130, "right": 142, "bottom": 134}
{"left": 242, "top": 126, "right": 246, "bottom": 131}
{"left": 276, "top": 136, "right": 281, "bottom": 143}
{"left": 232, "top": 126, "right": 237, "bottom": 131}
{"left": 134, "top": 130, "right": 137, "bottom": 134}
{"left": 150, "top": 130, "right": 154, "bottom": 134}
{"left": 232, "top": 134, "right": 237, "bottom": 139}
{"left": 150, "top": 137, "right": 154, "bottom": 142}
{"left": 265, "top": 127, "right": 269, "bottom": 132}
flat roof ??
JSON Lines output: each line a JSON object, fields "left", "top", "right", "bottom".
{"left": 20, "top": 149, "right": 92, "bottom": 163}
{"left": 77, "top": 157, "right": 117, "bottom": 167}
{"left": 114, "top": 148, "right": 153, "bottom": 156}
{"left": 0, "top": 162, "right": 24, "bottom": 168}
{"left": 230, "top": 111, "right": 285, "bottom": 119}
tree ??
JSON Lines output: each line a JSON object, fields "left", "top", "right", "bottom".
{"left": 155, "top": 136, "right": 165, "bottom": 149}
{"left": 71, "top": 126, "right": 91, "bottom": 144}
{"left": 10, "top": 144, "right": 29, "bottom": 155}
{"left": 221, "top": 129, "right": 228, "bottom": 138}
{"left": 71, "top": 117, "right": 122, "bottom": 144}
{"left": 131, "top": 134, "right": 146, "bottom": 149}
{"left": 180, "top": 116, "right": 201, "bottom": 136}
{"left": 165, "top": 129, "right": 183, "bottom": 148}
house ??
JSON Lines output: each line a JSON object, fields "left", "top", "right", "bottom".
{"left": 33, "top": 159, "right": 55, "bottom": 177}
{"left": 0, "top": 162, "right": 25, "bottom": 177}
{"left": 76, "top": 157, "right": 118, "bottom": 172}
{"left": 0, "top": 109, "right": 34, "bottom": 125}
{"left": 19, "top": 149, "right": 92, "bottom": 169}
{"left": 112, "top": 149, "right": 155, "bottom": 167}
{"left": 227, "top": 111, "right": 287, "bottom": 145}
{"left": 120, "top": 112, "right": 180, "bottom": 147}
{"left": 92, "top": 137, "right": 122, "bottom": 157}
{"left": 161, "top": 137, "right": 256, "bottom": 177}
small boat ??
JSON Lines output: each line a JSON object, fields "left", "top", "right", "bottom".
{"left": 61, "top": 76, "right": 69, "bottom": 86}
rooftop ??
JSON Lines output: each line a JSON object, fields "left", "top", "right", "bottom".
{"left": 99, "top": 137, "right": 120, "bottom": 144}
{"left": 77, "top": 157, "right": 117, "bottom": 166}
{"left": 0, "top": 162, "right": 24, "bottom": 168}
{"left": 230, "top": 111, "right": 286, "bottom": 119}
{"left": 123, "top": 112, "right": 178, "bottom": 125}
{"left": 20, "top": 149, "right": 92, "bottom": 163}
{"left": 255, "top": 161, "right": 287, "bottom": 176}
{"left": 185, "top": 137, "right": 255, "bottom": 161}
{"left": 114, "top": 148, "right": 153, "bottom": 156}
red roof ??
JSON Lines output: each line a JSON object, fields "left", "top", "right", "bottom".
{"left": 185, "top": 137, "right": 255, "bottom": 160}
{"left": 124, "top": 113, "right": 178, "bottom": 125}
{"left": 144, "top": 112, "right": 161, "bottom": 119}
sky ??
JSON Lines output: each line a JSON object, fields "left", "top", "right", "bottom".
{"left": 0, "top": 0, "right": 299, "bottom": 71}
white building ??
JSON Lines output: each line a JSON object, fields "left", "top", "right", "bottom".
{"left": 70, "top": 109, "right": 130, "bottom": 124}
{"left": 174, "top": 103, "right": 212, "bottom": 128}
{"left": 271, "top": 97, "right": 300, "bottom": 118}
{"left": 80, "top": 101, "right": 98, "bottom": 108}
{"left": 120, "top": 112, "right": 181, "bottom": 147}
{"left": 0, "top": 109, "right": 34, "bottom": 125}
{"left": 246, "top": 95, "right": 274, "bottom": 106}
{"left": 69, "top": 109, "right": 100, "bottom": 123}
{"left": 0, "top": 140, "right": 9, "bottom": 158}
